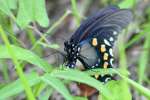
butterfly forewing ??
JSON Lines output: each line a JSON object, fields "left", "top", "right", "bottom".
{"left": 84, "top": 10, "right": 131, "bottom": 41}
{"left": 71, "top": 6, "right": 120, "bottom": 42}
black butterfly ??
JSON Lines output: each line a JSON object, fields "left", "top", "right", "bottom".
{"left": 64, "top": 6, "right": 133, "bottom": 82}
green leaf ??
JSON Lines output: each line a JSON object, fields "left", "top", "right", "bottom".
{"left": 51, "top": 69, "right": 113, "bottom": 100}
{"left": 7, "top": 0, "right": 17, "bottom": 10}
{"left": 41, "top": 74, "right": 73, "bottom": 100}
{"left": 0, "top": 72, "right": 40, "bottom": 99}
{"left": 119, "top": 0, "right": 135, "bottom": 8}
{"left": 138, "top": 25, "right": 150, "bottom": 83}
{"left": 38, "top": 87, "right": 53, "bottom": 100}
{"left": 34, "top": 0, "right": 49, "bottom": 27}
{"left": 0, "top": 0, "right": 12, "bottom": 15}
{"left": 0, "top": 25, "right": 36, "bottom": 100}
{"left": 16, "top": 0, "right": 49, "bottom": 28}
{"left": 0, "top": 45, "right": 51, "bottom": 72}
{"left": 114, "top": 69, "right": 150, "bottom": 99}
{"left": 102, "top": 80, "right": 131, "bottom": 100}
{"left": 85, "top": 68, "right": 116, "bottom": 76}
{"left": 72, "top": 96, "right": 88, "bottom": 100}
{"left": 0, "top": 0, "right": 17, "bottom": 15}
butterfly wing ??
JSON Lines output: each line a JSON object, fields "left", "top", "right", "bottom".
{"left": 78, "top": 7, "right": 132, "bottom": 68}
{"left": 70, "top": 6, "right": 120, "bottom": 42}
{"left": 75, "top": 7, "right": 132, "bottom": 82}
{"left": 80, "top": 9, "right": 132, "bottom": 42}
{"left": 78, "top": 42, "right": 99, "bottom": 69}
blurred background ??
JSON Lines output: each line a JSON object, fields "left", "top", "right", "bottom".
{"left": 0, "top": 0, "right": 150, "bottom": 100}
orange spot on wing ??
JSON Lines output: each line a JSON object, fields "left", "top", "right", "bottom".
{"left": 100, "top": 44, "right": 106, "bottom": 52}
{"left": 103, "top": 53, "right": 108, "bottom": 60}
{"left": 92, "top": 38, "right": 98, "bottom": 46}
{"left": 94, "top": 74, "right": 99, "bottom": 79}
{"left": 103, "top": 62, "right": 108, "bottom": 69}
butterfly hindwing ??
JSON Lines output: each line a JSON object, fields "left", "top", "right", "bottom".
{"left": 78, "top": 42, "right": 99, "bottom": 69}
{"left": 79, "top": 35, "right": 114, "bottom": 69}
{"left": 77, "top": 8, "right": 132, "bottom": 82}
{"left": 78, "top": 7, "right": 133, "bottom": 68}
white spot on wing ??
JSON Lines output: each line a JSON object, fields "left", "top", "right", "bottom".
{"left": 78, "top": 47, "right": 80, "bottom": 51}
{"left": 92, "top": 66, "right": 95, "bottom": 68}
{"left": 109, "top": 48, "right": 113, "bottom": 56}
{"left": 104, "top": 39, "right": 111, "bottom": 46}
{"left": 110, "top": 58, "right": 114, "bottom": 66}
{"left": 105, "top": 77, "right": 111, "bottom": 82}
{"left": 96, "top": 63, "right": 98, "bottom": 66}
{"left": 113, "top": 31, "right": 117, "bottom": 35}
{"left": 109, "top": 37, "right": 114, "bottom": 41}
{"left": 71, "top": 64, "right": 74, "bottom": 68}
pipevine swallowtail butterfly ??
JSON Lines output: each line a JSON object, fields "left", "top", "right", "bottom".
{"left": 64, "top": 6, "right": 133, "bottom": 82}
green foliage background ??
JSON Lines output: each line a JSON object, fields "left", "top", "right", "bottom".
{"left": 0, "top": 0, "right": 150, "bottom": 100}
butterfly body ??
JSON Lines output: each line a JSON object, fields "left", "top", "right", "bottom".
{"left": 64, "top": 6, "right": 132, "bottom": 82}
{"left": 64, "top": 35, "right": 114, "bottom": 69}
{"left": 64, "top": 40, "right": 81, "bottom": 68}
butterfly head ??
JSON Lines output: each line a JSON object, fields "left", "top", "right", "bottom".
{"left": 64, "top": 40, "right": 81, "bottom": 68}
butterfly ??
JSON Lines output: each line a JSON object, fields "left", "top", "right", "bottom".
{"left": 64, "top": 6, "right": 133, "bottom": 82}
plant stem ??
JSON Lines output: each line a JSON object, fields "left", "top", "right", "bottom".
{"left": 0, "top": 25, "right": 35, "bottom": 100}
